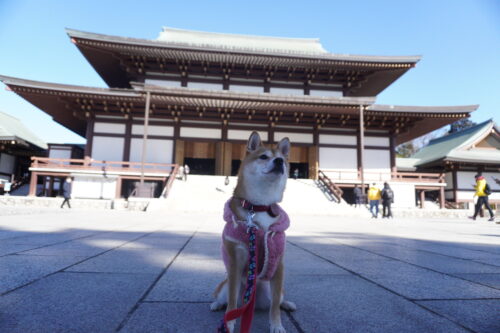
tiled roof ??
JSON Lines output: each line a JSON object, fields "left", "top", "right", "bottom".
{"left": 0, "top": 111, "right": 47, "bottom": 150}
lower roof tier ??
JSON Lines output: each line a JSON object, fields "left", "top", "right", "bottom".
{"left": 0, "top": 75, "right": 478, "bottom": 145}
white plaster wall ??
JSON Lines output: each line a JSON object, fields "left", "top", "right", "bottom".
{"left": 457, "top": 171, "right": 500, "bottom": 191}
{"left": 188, "top": 82, "right": 223, "bottom": 90}
{"left": 94, "top": 122, "right": 126, "bottom": 134}
{"left": 363, "top": 149, "right": 391, "bottom": 181}
{"left": 445, "top": 191, "right": 454, "bottom": 200}
{"left": 180, "top": 127, "right": 221, "bottom": 139}
{"left": 145, "top": 78, "right": 182, "bottom": 87}
{"left": 72, "top": 175, "right": 117, "bottom": 199}
{"left": 274, "top": 132, "right": 313, "bottom": 144}
{"left": 0, "top": 153, "right": 15, "bottom": 174}
{"left": 229, "top": 84, "right": 264, "bottom": 93}
{"left": 319, "top": 134, "right": 356, "bottom": 145}
{"left": 269, "top": 87, "right": 304, "bottom": 96}
{"left": 309, "top": 90, "right": 342, "bottom": 97}
{"left": 319, "top": 147, "right": 357, "bottom": 173}
{"left": 389, "top": 182, "right": 416, "bottom": 208}
{"left": 228, "top": 129, "right": 268, "bottom": 141}
{"left": 456, "top": 190, "right": 475, "bottom": 201}
{"left": 92, "top": 136, "right": 125, "bottom": 162}
{"left": 445, "top": 172, "right": 453, "bottom": 190}
{"left": 129, "top": 139, "right": 173, "bottom": 164}
{"left": 49, "top": 149, "right": 72, "bottom": 159}
{"left": 364, "top": 136, "right": 390, "bottom": 147}
{"left": 132, "top": 125, "right": 174, "bottom": 136}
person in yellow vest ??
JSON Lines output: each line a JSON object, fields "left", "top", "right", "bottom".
{"left": 470, "top": 173, "right": 495, "bottom": 221}
{"left": 368, "top": 183, "right": 382, "bottom": 218}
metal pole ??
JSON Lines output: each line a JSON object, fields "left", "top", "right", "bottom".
{"left": 359, "top": 105, "right": 365, "bottom": 195}
{"left": 140, "top": 91, "right": 151, "bottom": 187}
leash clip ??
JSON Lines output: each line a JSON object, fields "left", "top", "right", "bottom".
{"left": 246, "top": 210, "right": 258, "bottom": 231}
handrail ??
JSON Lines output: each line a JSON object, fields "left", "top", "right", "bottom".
{"left": 160, "top": 164, "right": 179, "bottom": 198}
{"left": 320, "top": 168, "right": 444, "bottom": 183}
{"left": 31, "top": 156, "right": 176, "bottom": 174}
{"left": 444, "top": 200, "right": 460, "bottom": 209}
{"left": 318, "top": 170, "right": 344, "bottom": 203}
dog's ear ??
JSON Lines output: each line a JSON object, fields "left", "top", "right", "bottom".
{"left": 277, "top": 137, "right": 290, "bottom": 158}
{"left": 247, "top": 131, "right": 262, "bottom": 152}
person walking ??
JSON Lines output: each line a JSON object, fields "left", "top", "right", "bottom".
{"left": 60, "top": 177, "right": 72, "bottom": 209}
{"left": 293, "top": 168, "right": 299, "bottom": 180}
{"left": 381, "top": 182, "right": 394, "bottom": 218}
{"left": 353, "top": 184, "right": 363, "bottom": 208}
{"left": 470, "top": 173, "right": 495, "bottom": 221}
{"left": 183, "top": 164, "right": 190, "bottom": 181}
{"left": 368, "top": 183, "right": 381, "bottom": 218}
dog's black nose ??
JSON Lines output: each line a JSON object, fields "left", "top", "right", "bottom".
{"left": 274, "top": 158, "right": 284, "bottom": 167}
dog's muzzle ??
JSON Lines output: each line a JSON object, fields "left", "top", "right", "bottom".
{"left": 270, "top": 158, "right": 284, "bottom": 174}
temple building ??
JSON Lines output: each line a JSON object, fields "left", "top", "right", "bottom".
{"left": 399, "top": 120, "right": 500, "bottom": 208}
{"left": 0, "top": 27, "right": 479, "bottom": 205}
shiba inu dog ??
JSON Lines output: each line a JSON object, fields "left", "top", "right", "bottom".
{"left": 211, "top": 132, "right": 296, "bottom": 333}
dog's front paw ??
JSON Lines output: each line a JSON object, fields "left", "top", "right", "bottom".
{"left": 270, "top": 324, "right": 286, "bottom": 333}
{"left": 280, "top": 300, "right": 296, "bottom": 311}
{"left": 209, "top": 301, "right": 226, "bottom": 311}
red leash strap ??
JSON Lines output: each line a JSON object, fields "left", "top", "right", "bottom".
{"left": 217, "top": 226, "right": 258, "bottom": 333}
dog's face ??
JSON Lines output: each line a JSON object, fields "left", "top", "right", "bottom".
{"left": 235, "top": 132, "right": 290, "bottom": 204}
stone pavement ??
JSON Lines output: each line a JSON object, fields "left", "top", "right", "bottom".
{"left": 0, "top": 208, "right": 499, "bottom": 333}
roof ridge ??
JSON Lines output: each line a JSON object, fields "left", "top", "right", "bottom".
{"left": 427, "top": 119, "right": 492, "bottom": 146}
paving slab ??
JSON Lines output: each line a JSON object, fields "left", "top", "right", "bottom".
{"left": 120, "top": 302, "right": 299, "bottom": 333}
{"left": 285, "top": 274, "right": 468, "bottom": 333}
{"left": 452, "top": 273, "right": 500, "bottom": 289}
{"left": 65, "top": 237, "right": 188, "bottom": 274}
{"left": 146, "top": 258, "right": 226, "bottom": 302}
{"left": 0, "top": 272, "right": 156, "bottom": 333}
{"left": 417, "top": 299, "right": 500, "bottom": 333}
{"left": 0, "top": 254, "right": 86, "bottom": 295}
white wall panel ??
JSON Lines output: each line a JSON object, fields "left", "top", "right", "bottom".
{"left": 91, "top": 136, "right": 124, "bottom": 162}
{"left": 132, "top": 125, "right": 174, "bottom": 136}
{"left": 319, "top": 147, "right": 357, "bottom": 170}
{"left": 49, "top": 149, "right": 72, "bottom": 160}
{"left": 229, "top": 85, "right": 264, "bottom": 93}
{"left": 363, "top": 149, "right": 391, "bottom": 180}
{"left": 445, "top": 172, "right": 453, "bottom": 189}
{"left": 269, "top": 87, "right": 304, "bottom": 96}
{"left": 72, "top": 175, "right": 117, "bottom": 199}
{"left": 319, "top": 134, "right": 356, "bottom": 145}
{"left": 309, "top": 90, "right": 342, "bottom": 97}
{"left": 274, "top": 132, "right": 313, "bottom": 144}
{"left": 145, "top": 78, "right": 181, "bottom": 87}
{"left": 180, "top": 127, "right": 221, "bottom": 139}
{"left": 457, "top": 171, "right": 500, "bottom": 190}
{"left": 94, "top": 122, "right": 126, "bottom": 134}
{"left": 364, "top": 136, "right": 390, "bottom": 147}
{"left": 188, "top": 82, "right": 223, "bottom": 90}
{"left": 228, "top": 129, "right": 268, "bottom": 141}
{"left": 390, "top": 182, "right": 416, "bottom": 208}
{"left": 129, "top": 139, "right": 173, "bottom": 164}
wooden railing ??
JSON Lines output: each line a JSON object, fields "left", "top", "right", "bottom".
{"left": 160, "top": 164, "right": 180, "bottom": 198}
{"left": 319, "top": 169, "right": 444, "bottom": 184}
{"left": 318, "top": 170, "right": 344, "bottom": 203}
{"left": 444, "top": 200, "right": 460, "bottom": 209}
{"left": 31, "top": 157, "right": 176, "bottom": 175}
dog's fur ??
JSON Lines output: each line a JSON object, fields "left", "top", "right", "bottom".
{"left": 210, "top": 132, "right": 296, "bottom": 333}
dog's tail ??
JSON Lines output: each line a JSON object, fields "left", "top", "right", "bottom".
{"left": 213, "top": 278, "right": 228, "bottom": 297}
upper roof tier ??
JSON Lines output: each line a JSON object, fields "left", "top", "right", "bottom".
{"left": 156, "top": 27, "right": 329, "bottom": 55}
{"left": 66, "top": 28, "right": 421, "bottom": 96}
{"left": 0, "top": 75, "right": 477, "bottom": 145}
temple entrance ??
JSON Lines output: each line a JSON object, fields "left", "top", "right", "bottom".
{"left": 183, "top": 141, "right": 216, "bottom": 175}
{"left": 289, "top": 146, "right": 309, "bottom": 179}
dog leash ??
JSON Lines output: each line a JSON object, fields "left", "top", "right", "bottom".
{"left": 217, "top": 211, "right": 259, "bottom": 333}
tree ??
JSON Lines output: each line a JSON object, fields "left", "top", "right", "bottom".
{"left": 449, "top": 119, "right": 476, "bottom": 134}
{"left": 395, "top": 141, "right": 417, "bottom": 158}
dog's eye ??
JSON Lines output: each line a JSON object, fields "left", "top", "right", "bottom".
{"left": 259, "top": 154, "right": 268, "bottom": 160}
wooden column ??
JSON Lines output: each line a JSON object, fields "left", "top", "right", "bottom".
{"left": 123, "top": 120, "right": 132, "bottom": 163}
{"left": 84, "top": 119, "right": 94, "bottom": 158}
{"left": 223, "top": 142, "right": 232, "bottom": 176}
{"left": 389, "top": 134, "right": 396, "bottom": 177}
{"left": 140, "top": 91, "right": 151, "bottom": 187}
{"left": 452, "top": 168, "right": 458, "bottom": 203}
{"left": 28, "top": 172, "right": 38, "bottom": 196}
{"left": 439, "top": 186, "right": 445, "bottom": 209}
{"left": 419, "top": 190, "right": 425, "bottom": 209}
{"left": 175, "top": 139, "right": 185, "bottom": 165}
{"left": 215, "top": 141, "right": 224, "bottom": 175}
{"left": 115, "top": 177, "right": 122, "bottom": 199}
{"left": 308, "top": 146, "right": 319, "bottom": 180}
{"left": 359, "top": 105, "right": 365, "bottom": 192}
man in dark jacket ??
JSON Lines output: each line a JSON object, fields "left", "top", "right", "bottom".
{"left": 381, "top": 182, "right": 394, "bottom": 218}
{"left": 60, "top": 177, "right": 72, "bottom": 209}
{"left": 353, "top": 185, "right": 363, "bottom": 208}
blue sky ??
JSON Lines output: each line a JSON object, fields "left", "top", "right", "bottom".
{"left": 0, "top": 0, "right": 498, "bottom": 144}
